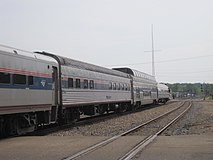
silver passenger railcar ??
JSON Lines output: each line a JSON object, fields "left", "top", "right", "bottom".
{"left": 157, "top": 83, "right": 171, "bottom": 103}
{"left": 113, "top": 68, "right": 158, "bottom": 106}
{"left": 0, "top": 49, "right": 59, "bottom": 135}
{"left": 0, "top": 47, "right": 170, "bottom": 136}
{"left": 49, "top": 55, "right": 132, "bottom": 122}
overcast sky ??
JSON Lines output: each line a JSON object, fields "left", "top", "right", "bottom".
{"left": 0, "top": 0, "right": 213, "bottom": 83}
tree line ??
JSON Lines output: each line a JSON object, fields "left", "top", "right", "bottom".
{"left": 167, "top": 83, "right": 213, "bottom": 99}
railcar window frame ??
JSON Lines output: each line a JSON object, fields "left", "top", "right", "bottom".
{"left": 117, "top": 83, "right": 121, "bottom": 90}
{"left": 125, "top": 84, "right": 128, "bottom": 91}
{"left": 121, "top": 84, "right": 124, "bottom": 90}
{"left": 113, "top": 83, "right": 116, "bottom": 90}
{"left": 84, "top": 79, "right": 88, "bottom": 89}
{"left": 109, "top": 82, "right": 113, "bottom": 90}
{"left": 13, "top": 74, "right": 27, "bottom": 85}
{"left": 68, "top": 78, "right": 74, "bottom": 88}
{"left": 75, "top": 78, "right": 81, "bottom": 88}
{"left": 127, "top": 84, "right": 130, "bottom": 91}
{"left": 89, "top": 80, "right": 94, "bottom": 89}
{"left": 28, "top": 76, "right": 34, "bottom": 86}
{"left": 0, "top": 72, "right": 11, "bottom": 84}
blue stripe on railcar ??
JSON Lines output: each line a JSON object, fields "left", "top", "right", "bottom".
{"left": 0, "top": 77, "right": 52, "bottom": 90}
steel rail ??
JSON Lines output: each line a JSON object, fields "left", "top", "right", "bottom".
{"left": 119, "top": 101, "right": 192, "bottom": 160}
{"left": 26, "top": 101, "right": 176, "bottom": 137}
{"left": 63, "top": 101, "right": 186, "bottom": 160}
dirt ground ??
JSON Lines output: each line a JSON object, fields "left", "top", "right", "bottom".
{"left": 164, "top": 100, "right": 213, "bottom": 135}
{"left": 136, "top": 100, "right": 213, "bottom": 160}
{"left": 0, "top": 101, "right": 212, "bottom": 160}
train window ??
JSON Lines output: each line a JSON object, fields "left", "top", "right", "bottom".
{"left": 113, "top": 83, "right": 116, "bottom": 90}
{"left": 89, "top": 80, "right": 94, "bottom": 89}
{"left": 76, "top": 79, "right": 81, "bottom": 88}
{"left": 0, "top": 72, "right": 10, "bottom": 84}
{"left": 109, "top": 82, "right": 112, "bottom": 90}
{"left": 84, "top": 79, "right": 88, "bottom": 89}
{"left": 143, "top": 91, "right": 151, "bottom": 96}
{"left": 127, "top": 85, "right": 130, "bottom": 91}
{"left": 136, "top": 87, "right": 140, "bottom": 93}
{"left": 68, "top": 78, "right": 73, "bottom": 88}
{"left": 13, "top": 74, "right": 26, "bottom": 85}
{"left": 118, "top": 83, "right": 121, "bottom": 90}
{"left": 125, "top": 84, "right": 128, "bottom": 91}
{"left": 121, "top": 84, "right": 124, "bottom": 90}
{"left": 28, "top": 76, "right": 34, "bottom": 85}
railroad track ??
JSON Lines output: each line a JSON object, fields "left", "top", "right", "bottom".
{"left": 29, "top": 102, "right": 170, "bottom": 136}
{"left": 63, "top": 101, "right": 191, "bottom": 160}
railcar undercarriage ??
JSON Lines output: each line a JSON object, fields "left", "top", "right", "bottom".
{"left": 0, "top": 111, "right": 55, "bottom": 137}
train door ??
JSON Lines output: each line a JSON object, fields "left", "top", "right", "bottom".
{"left": 51, "top": 66, "right": 58, "bottom": 122}
{"left": 130, "top": 78, "right": 134, "bottom": 105}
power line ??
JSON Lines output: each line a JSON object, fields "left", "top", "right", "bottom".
{"left": 158, "top": 69, "right": 213, "bottom": 75}
{"left": 105, "top": 54, "right": 213, "bottom": 67}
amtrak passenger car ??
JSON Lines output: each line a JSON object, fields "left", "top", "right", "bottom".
{"left": 0, "top": 49, "right": 59, "bottom": 135}
{"left": 157, "top": 83, "right": 171, "bottom": 103}
{"left": 0, "top": 47, "right": 170, "bottom": 136}
{"left": 113, "top": 68, "right": 158, "bottom": 106}
{"left": 51, "top": 56, "right": 133, "bottom": 122}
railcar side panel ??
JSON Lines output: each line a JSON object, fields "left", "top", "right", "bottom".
{"left": 61, "top": 66, "right": 132, "bottom": 108}
{"left": 0, "top": 51, "right": 56, "bottom": 115}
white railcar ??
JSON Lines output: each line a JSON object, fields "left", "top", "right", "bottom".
{"left": 157, "top": 83, "right": 170, "bottom": 103}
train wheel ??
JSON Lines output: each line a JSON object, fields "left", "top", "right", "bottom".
{"left": 130, "top": 105, "right": 136, "bottom": 111}
{"left": 153, "top": 100, "right": 158, "bottom": 105}
{"left": 64, "top": 108, "right": 80, "bottom": 123}
{"left": 120, "top": 104, "right": 128, "bottom": 112}
{"left": 0, "top": 118, "right": 7, "bottom": 137}
{"left": 13, "top": 116, "right": 35, "bottom": 135}
{"left": 71, "top": 108, "right": 80, "bottom": 122}
{"left": 97, "top": 105, "right": 107, "bottom": 115}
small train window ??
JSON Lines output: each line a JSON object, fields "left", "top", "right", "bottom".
{"left": 68, "top": 78, "right": 73, "bottom": 88}
{"left": 13, "top": 74, "right": 26, "bottom": 85}
{"left": 113, "top": 83, "right": 116, "bottom": 90}
{"left": 127, "top": 85, "right": 130, "bottom": 91}
{"left": 109, "top": 82, "right": 112, "bottom": 90}
{"left": 0, "top": 72, "right": 10, "bottom": 84}
{"left": 84, "top": 79, "right": 88, "bottom": 89}
{"left": 118, "top": 83, "right": 121, "bottom": 90}
{"left": 122, "top": 84, "right": 124, "bottom": 90}
{"left": 125, "top": 84, "right": 128, "bottom": 91}
{"left": 76, "top": 79, "right": 81, "bottom": 88}
{"left": 28, "top": 76, "right": 34, "bottom": 85}
{"left": 89, "top": 80, "right": 94, "bottom": 89}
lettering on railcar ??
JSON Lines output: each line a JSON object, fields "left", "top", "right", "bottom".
{"left": 106, "top": 96, "right": 112, "bottom": 99}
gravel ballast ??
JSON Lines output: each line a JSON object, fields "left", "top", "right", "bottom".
{"left": 51, "top": 101, "right": 213, "bottom": 137}
{"left": 163, "top": 101, "right": 213, "bottom": 135}
{"left": 51, "top": 101, "right": 181, "bottom": 137}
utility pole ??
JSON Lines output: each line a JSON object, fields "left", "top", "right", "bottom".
{"left": 151, "top": 24, "right": 155, "bottom": 76}
{"left": 144, "top": 24, "right": 161, "bottom": 77}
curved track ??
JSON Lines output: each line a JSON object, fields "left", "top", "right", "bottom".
{"left": 63, "top": 101, "right": 191, "bottom": 160}
{"left": 29, "top": 102, "right": 171, "bottom": 136}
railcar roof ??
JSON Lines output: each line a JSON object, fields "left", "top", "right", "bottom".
{"left": 113, "top": 67, "right": 156, "bottom": 81}
{"left": 57, "top": 55, "right": 129, "bottom": 78}
{"left": 0, "top": 45, "right": 57, "bottom": 64}
{"left": 157, "top": 83, "right": 169, "bottom": 90}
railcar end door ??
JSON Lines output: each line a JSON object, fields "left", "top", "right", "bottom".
{"left": 52, "top": 67, "right": 58, "bottom": 105}
{"left": 51, "top": 66, "right": 58, "bottom": 122}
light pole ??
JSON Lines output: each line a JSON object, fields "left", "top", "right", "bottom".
{"left": 144, "top": 24, "right": 161, "bottom": 77}
{"left": 151, "top": 24, "right": 155, "bottom": 76}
